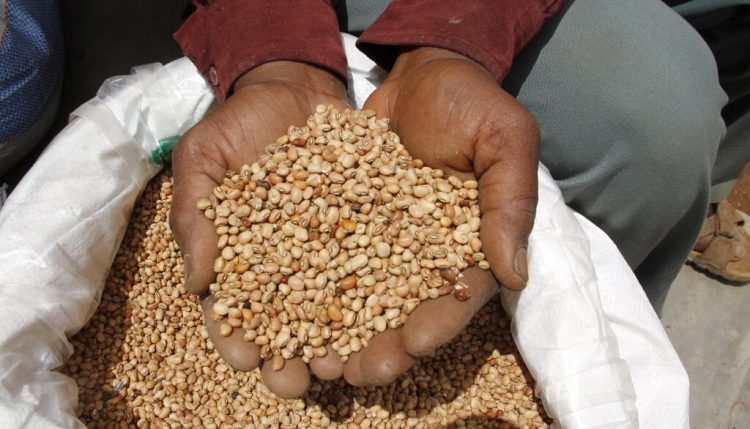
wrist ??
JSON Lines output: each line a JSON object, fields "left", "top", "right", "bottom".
{"left": 233, "top": 61, "right": 346, "bottom": 99}
{"left": 388, "top": 47, "right": 484, "bottom": 81}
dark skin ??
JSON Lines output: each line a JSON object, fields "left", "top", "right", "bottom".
{"left": 170, "top": 47, "right": 539, "bottom": 397}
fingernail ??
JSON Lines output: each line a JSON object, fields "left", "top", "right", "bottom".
{"left": 513, "top": 246, "right": 528, "bottom": 283}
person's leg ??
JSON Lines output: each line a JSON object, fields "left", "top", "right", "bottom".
{"left": 334, "top": 0, "right": 391, "bottom": 34}
{"left": 675, "top": 0, "right": 750, "bottom": 185}
{"left": 503, "top": 0, "right": 727, "bottom": 313}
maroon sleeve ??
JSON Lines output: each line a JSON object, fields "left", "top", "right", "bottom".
{"left": 356, "top": 0, "right": 564, "bottom": 82}
{"left": 174, "top": 0, "right": 347, "bottom": 102}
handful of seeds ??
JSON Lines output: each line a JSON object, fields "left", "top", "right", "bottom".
{"left": 197, "top": 106, "right": 489, "bottom": 365}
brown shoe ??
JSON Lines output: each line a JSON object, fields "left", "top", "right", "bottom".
{"left": 688, "top": 200, "right": 750, "bottom": 282}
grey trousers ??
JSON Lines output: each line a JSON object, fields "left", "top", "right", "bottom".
{"left": 339, "top": 0, "right": 747, "bottom": 313}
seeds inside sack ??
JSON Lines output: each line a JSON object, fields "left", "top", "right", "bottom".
{"left": 199, "top": 106, "right": 489, "bottom": 364}
{"left": 64, "top": 172, "right": 550, "bottom": 427}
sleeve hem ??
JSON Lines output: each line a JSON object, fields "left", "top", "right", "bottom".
{"left": 357, "top": 31, "right": 511, "bottom": 82}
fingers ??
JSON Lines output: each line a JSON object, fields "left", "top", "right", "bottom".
{"left": 342, "top": 348, "right": 367, "bottom": 386}
{"left": 474, "top": 105, "right": 539, "bottom": 291}
{"left": 261, "top": 357, "right": 310, "bottom": 399}
{"left": 356, "top": 329, "right": 415, "bottom": 386}
{"left": 201, "top": 297, "right": 261, "bottom": 371}
{"left": 309, "top": 345, "right": 344, "bottom": 381}
{"left": 402, "top": 268, "right": 499, "bottom": 357}
{"left": 170, "top": 135, "right": 226, "bottom": 295}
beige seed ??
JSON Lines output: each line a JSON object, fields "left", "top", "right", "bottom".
{"left": 275, "top": 330, "right": 291, "bottom": 347}
{"left": 365, "top": 294, "right": 380, "bottom": 308}
{"left": 350, "top": 337, "right": 362, "bottom": 352}
{"left": 287, "top": 291, "right": 305, "bottom": 304}
{"left": 348, "top": 254, "right": 368, "bottom": 271}
{"left": 373, "top": 316, "right": 387, "bottom": 332}
{"left": 287, "top": 275, "right": 305, "bottom": 290}
{"left": 384, "top": 308, "right": 400, "bottom": 320}
{"left": 413, "top": 185, "right": 431, "bottom": 198}
{"left": 213, "top": 257, "right": 225, "bottom": 273}
{"left": 196, "top": 198, "right": 212, "bottom": 210}
{"left": 212, "top": 302, "right": 229, "bottom": 316}
{"left": 219, "top": 323, "right": 232, "bottom": 337}
{"left": 343, "top": 311, "right": 356, "bottom": 327}
{"left": 271, "top": 355, "right": 285, "bottom": 371}
{"left": 340, "top": 153, "right": 356, "bottom": 168}
{"left": 408, "top": 205, "right": 425, "bottom": 219}
{"left": 221, "top": 246, "right": 235, "bottom": 260}
{"left": 308, "top": 324, "right": 321, "bottom": 338}
{"left": 385, "top": 296, "right": 404, "bottom": 309}
{"left": 375, "top": 242, "right": 391, "bottom": 258}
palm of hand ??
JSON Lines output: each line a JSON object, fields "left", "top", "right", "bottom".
{"left": 171, "top": 67, "right": 352, "bottom": 398}
{"left": 340, "top": 54, "right": 540, "bottom": 385}
{"left": 365, "top": 49, "right": 540, "bottom": 292}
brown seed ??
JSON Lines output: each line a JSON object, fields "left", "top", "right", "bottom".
{"left": 439, "top": 268, "right": 458, "bottom": 283}
{"left": 455, "top": 287, "right": 471, "bottom": 301}
{"left": 438, "top": 284, "right": 454, "bottom": 296}
{"left": 341, "top": 219, "right": 357, "bottom": 233}
{"left": 340, "top": 275, "right": 357, "bottom": 291}
{"left": 327, "top": 305, "right": 343, "bottom": 322}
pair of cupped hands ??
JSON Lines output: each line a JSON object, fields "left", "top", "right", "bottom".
{"left": 170, "top": 47, "right": 540, "bottom": 398}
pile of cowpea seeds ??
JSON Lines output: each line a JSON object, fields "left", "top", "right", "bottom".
{"left": 198, "top": 106, "right": 488, "bottom": 365}
{"left": 63, "top": 173, "right": 550, "bottom": 428}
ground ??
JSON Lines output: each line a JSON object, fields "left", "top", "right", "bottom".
{"left": 661, "top": 163, "right": 750, "bottom": 428}
{"left": 0, "top": 1, "right": 747, "bottom": 427}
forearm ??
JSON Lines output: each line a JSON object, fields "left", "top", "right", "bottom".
{"left": 174, "top": 0, "right": 347, "bottom": 101}
{"left": 357, "top": 0, "right": 564, "bottom": 81}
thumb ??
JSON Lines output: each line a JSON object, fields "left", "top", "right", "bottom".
{"left": 362, "top": 84, "right": 392, "bottom": 119}
{"left": 170, "top": 138, "right": 225, "bottom": 295}
{"left": 401, "top": 267, "right": 498, "bottom": 357}
{"left": 474, "top": 109, "right": 539, "bottom": 291}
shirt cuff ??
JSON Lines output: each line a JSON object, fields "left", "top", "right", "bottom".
{"left": 175, "top": 0, "right": 347, "bottom": 102}
{"left": 357, "top": 0, "right": 564, "bottom": 82}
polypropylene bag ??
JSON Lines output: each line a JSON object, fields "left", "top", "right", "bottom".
{"left": 0, "top": 34, "right": 689, "bottom": 428}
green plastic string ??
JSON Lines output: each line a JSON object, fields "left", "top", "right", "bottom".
{"left": 150, "top": 135, "right": 181, "bottom": 165}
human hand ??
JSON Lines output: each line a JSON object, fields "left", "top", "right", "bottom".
{"left": 342, "top": 47, "right": 540, "bottom": 383}
{"left": 170, "top": 61, "right": 353, "bottom": 398}
{"left": 365, "top": 47, "right": 539, "bottom": 291}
